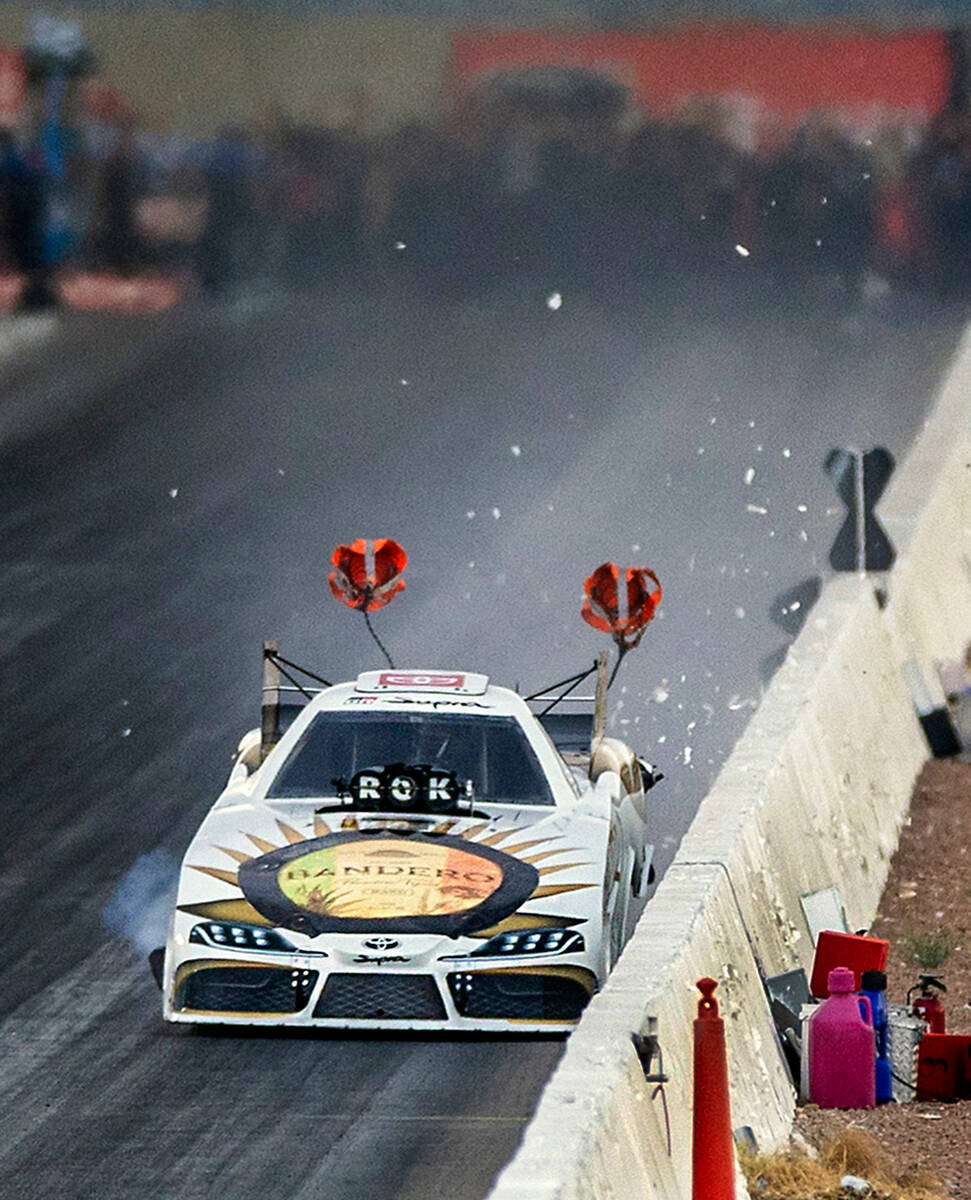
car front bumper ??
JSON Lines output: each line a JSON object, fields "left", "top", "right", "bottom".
{"left": 164, "top": 953, "right": 597, "bottom": 1033}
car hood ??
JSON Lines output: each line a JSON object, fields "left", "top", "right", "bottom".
{"left": 176, "top": 803, "right": 608, "bottom": 942}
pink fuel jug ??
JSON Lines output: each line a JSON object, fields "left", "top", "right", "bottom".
{"left": 808, "top": 966, "right": 876, "bottom": 1109}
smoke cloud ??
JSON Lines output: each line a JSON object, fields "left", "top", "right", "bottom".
{"left": 102, "top": 849, "right": 180, "bottom": 957}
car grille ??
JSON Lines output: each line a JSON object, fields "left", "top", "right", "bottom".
{"left": 447, "top": 971, "right": 592, "bottom": 1021}
{"left": 313, "top": 973, "right": 446, "bottom": 1021}
{"left": 177, "top": 965, "right": 318, "bottom": 1013}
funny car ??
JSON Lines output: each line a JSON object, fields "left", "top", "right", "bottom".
{"left": 158, "top": 663, "right": 659, "bottom": 1032}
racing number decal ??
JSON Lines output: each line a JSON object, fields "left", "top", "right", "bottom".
{"left": 377, "top": 672, "right": 465, "bottom": 689}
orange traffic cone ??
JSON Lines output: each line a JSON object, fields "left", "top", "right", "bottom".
{"left": 692, "top": 977, "right": 736, "bottom": 1200}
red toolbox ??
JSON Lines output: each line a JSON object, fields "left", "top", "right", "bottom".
{"left": 810, "top": 931, "right": 889, "bottom": 998}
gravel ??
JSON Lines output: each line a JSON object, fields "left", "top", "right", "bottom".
{"left": 794, "top": 759, "right": 971, "bottom": 1196}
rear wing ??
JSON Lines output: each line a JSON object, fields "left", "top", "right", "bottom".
{"left": 525, "top": 652, "right": 608, "bottom": 756}
{"left": 527, "top": 695, "right": 596, "bottom": 755}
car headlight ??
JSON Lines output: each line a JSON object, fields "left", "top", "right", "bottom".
{"left": 188, "top": 922, "right": 297, "bottom": 953}
{"left": 442, "top": 928, "right": 585, "bottom": 959}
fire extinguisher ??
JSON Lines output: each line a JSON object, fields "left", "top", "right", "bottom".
{"left": 908, "top": 974, "right": 947, "bottom": 1033}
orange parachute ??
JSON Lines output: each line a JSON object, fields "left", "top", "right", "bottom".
{"left": 329, "top": 539, "right": 407, "bottom": 613}
{"left": 581, "top": 562, "right": 662, "bottom": 651}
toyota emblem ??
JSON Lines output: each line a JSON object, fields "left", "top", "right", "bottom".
{"left": 362, "top": 937, "right": 401, "bottom": 951}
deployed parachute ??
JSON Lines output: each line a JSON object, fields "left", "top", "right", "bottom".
{"left": 328, "top": 538, "right": 407, "bottom": 667}
{"left": 329, "top": 538, "right": 407, "bottom": 613}
{"left": 581, "top": 562, "right": 662, "bottom": 683}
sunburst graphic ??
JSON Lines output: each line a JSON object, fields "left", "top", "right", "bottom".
{"left": 181, "top": 817, "right": 595, "bottom": 936}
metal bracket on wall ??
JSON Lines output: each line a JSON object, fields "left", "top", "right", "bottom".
{"left": 632, "top": 1020, "right": 668, "bottom": 1083}
{"left": 632, "top": 1019, "right": 672, "bottom": 1156}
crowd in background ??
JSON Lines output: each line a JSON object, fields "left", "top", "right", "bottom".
{"left": 5, "top": 75, "right": 971, "bottom": 306}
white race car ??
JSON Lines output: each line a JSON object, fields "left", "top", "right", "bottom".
{"left": 158, "top": 663, "right": 658, "bottom": 1032}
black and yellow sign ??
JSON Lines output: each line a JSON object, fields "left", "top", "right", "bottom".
{"left": 238, "top": 831, "right": 540, "bottom": 936}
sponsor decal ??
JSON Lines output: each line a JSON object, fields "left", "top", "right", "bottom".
{"left": 343, "top": 695, "right": 491, "bottom": 710}
{"left": 237, "top": 831, "right": 540, "bottom": 936}
{"left": 340, "top": 765, "right": 460, "bottom": 810}
{"left": 378, "top": 672, "right": 465, "bottom": 689}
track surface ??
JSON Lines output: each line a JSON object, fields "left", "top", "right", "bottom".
{"left": 0, "top": 280, "right": 963, "bottom": 1200}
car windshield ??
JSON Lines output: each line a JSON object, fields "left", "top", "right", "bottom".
{"left": 267, "top": 710, "right": 555, "bottom": 806}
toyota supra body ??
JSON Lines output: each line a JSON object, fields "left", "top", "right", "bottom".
{"left": 160, "top": 666, "right": 657, "bottom": 1032}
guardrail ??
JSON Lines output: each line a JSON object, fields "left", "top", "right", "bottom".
{"left": 487, "top": 324, "right": 971, "bottom": 1200}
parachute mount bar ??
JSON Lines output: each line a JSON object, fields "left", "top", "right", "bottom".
{"left": 260, "top": 645, "right": 335, "bottom": 763}
{"left": 260, "top": 640, "right": 282, "bottom": 764}
{"left": 593, "top": 651, "right": 608, "bottom": 746}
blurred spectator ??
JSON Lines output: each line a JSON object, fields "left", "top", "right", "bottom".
{"left": 613, "top": 122, "right": 685, "bottom": 283}
{"left": 92, "top": 117, "right": 143, "bottom": 273}
{"left": 197, "top": 124, "right": 257, "bottom": 294}
{"left": 920, "top": 111, "right": 971, "bottom": 298}
{"left": 0, "top": 128, "right": 53, "bottom": 308}
{"left": 268, "top": 123, "right": 367, "bottom": 289}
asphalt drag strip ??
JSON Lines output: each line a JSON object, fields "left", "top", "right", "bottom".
{"left": 0, "top": 280, "right": 966, "bottom": 1200}
{"left": 0, "top": 939, "right": 561, "bottom": 1200}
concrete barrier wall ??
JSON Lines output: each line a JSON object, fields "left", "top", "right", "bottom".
{"left": 882, "top": 323, "right": 971, "bottom": 680}
{"left": 488, "top": 330, "right": 971, "bottom": 1200}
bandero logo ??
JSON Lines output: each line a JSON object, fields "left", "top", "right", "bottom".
{"left": 237, "top": 831, "right": 540, "bottom": 937}
{"left": 378, "top": 672, "right": 465, "bottom": 689}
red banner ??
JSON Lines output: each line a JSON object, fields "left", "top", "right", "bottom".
{"left": 451, "top": 26, "right": 950, "bottom": 134}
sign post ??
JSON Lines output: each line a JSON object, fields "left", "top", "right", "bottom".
{"left": 825, "top": 446, "right": 895, "bottom": 572}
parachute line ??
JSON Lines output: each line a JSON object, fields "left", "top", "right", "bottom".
{"left": 363, "top": 610, "right": 395, "bottom": 670}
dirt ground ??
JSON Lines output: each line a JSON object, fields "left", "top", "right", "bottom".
{"left": 793, "top": 758, "right": 971, "bottom": 1197}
